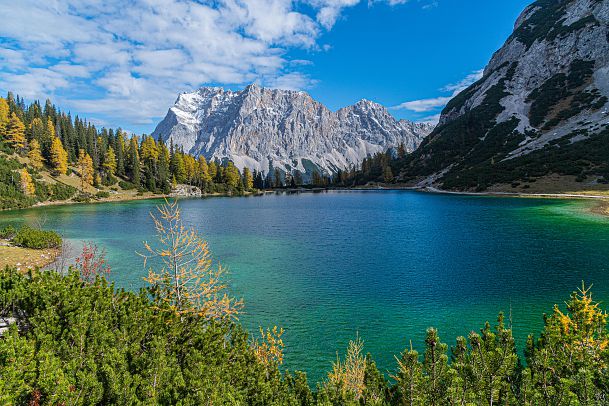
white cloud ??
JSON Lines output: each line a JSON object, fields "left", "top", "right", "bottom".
{"left": 442, "top": 69, "right": 484, "bottom": 93}
{"left": 418, "top": 113, "right": 441, "bottom": 125}
{"left": 0, "top": 0, "right": 426, "bottom": 128}
{"left": 394, "top": 96, "right": 452, "bottom": 112}
{"left": 393, "top": 69, "right": 483, "bottom": 112}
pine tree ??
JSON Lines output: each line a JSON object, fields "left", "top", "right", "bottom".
{"left": 397, "top": 142, "right": 407, "bottom": 159}
{"left": 77, "top": 149, "right": 94, "bottom": 190}
{"left": 28, "top": 139, "right": 44, "bottom": 170}
{"left": 20, "top": 168, "right": 35, "bottom": 196}
{"left": 273, "top": 168, "right": 282, "bottom": 188}
{"left": 50, "top": 136, "right": 68, "bottom": 175}
{"left": 29, "top": 117, "right": 44, "bottom": 143}
{"left": 6, "top": 112, "right": 25, "bottom": 150}
{"left": 383, "top": 165, "right": 393, "bottom": 183}
{"left": 171, "top": 153, "right": 186, "bottom": 184}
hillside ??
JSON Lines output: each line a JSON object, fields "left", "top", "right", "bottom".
{"left": 397, "top": 0, "right": 609, "bottom": 192}
{"left": 152, "top": 84, "right": 432, "bottom": 180}
{"left": 0, "top": 93, "right": 257, "bottom": 210}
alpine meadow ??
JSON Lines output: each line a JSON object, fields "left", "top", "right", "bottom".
{"left": 2, "top": 0, "right": 609, "bottom": 405}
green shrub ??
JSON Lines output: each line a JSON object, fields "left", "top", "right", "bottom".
{"left": 11, "top": 225, "right": 62, "bottom": 249}
{"left": 95, "top": 191, "right": 110, "bottom": 199}
{"left": 118, "top": 180, "right": 135, "bottom": 190}
{"left": 0, "top": 225, "right": 17, "bottom": 240}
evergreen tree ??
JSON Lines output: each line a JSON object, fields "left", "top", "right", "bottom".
{"left": 171, "top": 152, "right": 186, "bottom": 184}
{"left": 128, "top": 137, "right": 141, "bottom": 186}
{"left": 383, "top": 165, "right": 393, "bottom": 183}
{"left": 397, "top": 142, "right": 407, "bottom": 159}
{"left": 273, "top": 168, "right": 282, "bottom": 188}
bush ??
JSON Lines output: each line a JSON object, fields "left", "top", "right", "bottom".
{"left": 72, "top": 193, "right": 91, "bottom": 203}
{"left": 0, "top": 225, "right": 17, "bottom": 240}
{"left": 11, "top": 225, "right": 62, "bottom": 249}
{"left": 118, "top": 180, "right": 135, "bottom": 190}
{"left": 95, "top": 191, "right": 110, "bottom": 199}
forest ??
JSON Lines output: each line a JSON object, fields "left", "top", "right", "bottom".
{"left": 0, "top": 200, "right": 607, "bottom": 405}
{"left": 0, "top": 92, "right": 261, "bottom": 209}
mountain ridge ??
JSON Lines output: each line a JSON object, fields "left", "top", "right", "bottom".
{"left": 398, "top": 0, "right": 609, "bottom": 192}
{"left": 152, "top": 84, "right": 433, "bottom": 179}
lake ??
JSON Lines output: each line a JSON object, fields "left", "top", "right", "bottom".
{"left": 2, "top": 190, "right": 609, "bottom": 383}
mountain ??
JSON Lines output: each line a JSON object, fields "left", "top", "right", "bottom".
{"left": 399, "top": 0, "right": 609, "bottom": 191}
{"left": 152, "top": 84, "right": 432, "bottom": 179}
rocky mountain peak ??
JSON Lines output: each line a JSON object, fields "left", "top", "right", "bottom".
{"left": 152, "top": 85, "right": 431, "bottom": 179}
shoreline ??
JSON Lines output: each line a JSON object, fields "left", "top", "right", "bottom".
{"left": 7, "top": 184, "right": 609, "bottom": 217}
{"left": 4, "top": 189, "right": 263, "bottom": 212}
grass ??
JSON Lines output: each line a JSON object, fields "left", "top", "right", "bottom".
{"left": 0, "top": 242, "right": 58, "bottom": 271}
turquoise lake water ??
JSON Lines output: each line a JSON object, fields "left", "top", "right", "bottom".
{"left": 2, "top": 190, "right": 609, "bottom": 383}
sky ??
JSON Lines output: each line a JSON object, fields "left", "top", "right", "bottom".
{"left": 0, "top": 0, "right": 533, "bottom": 134}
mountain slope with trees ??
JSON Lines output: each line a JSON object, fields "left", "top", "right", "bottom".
{"left": 383, "top": 0, "right": 609, "bottom": 192}
{"left": 0, "top": 93, "right": 259, "bottom": 209}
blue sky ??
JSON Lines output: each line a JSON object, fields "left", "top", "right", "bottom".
{"left": 0, "top": 0, "right": 532, "bottom": 133}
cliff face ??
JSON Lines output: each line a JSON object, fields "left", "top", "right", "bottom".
{"left": 152, "top": 84, "right": 432, "bottom": 178}
{"left": 401, "top": 0, "right": 609, "bottom": 190}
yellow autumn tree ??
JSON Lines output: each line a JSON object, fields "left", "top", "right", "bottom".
{"left": 77, "top": 149, "right": 94, "bottom": 190}
{"left": 0, "top": 97, "right": 9, "bottom": 136}
{"left": 50, "top": 136, "right": 68, "bottom": 175}
{"left": 252, "top": 326, "right": 285, "bottom": 368}
{"left": 103, "top": 146, "right": 117, "bottom": 176}
{"left": 198, "top": 156, "right": 211, "bottom": 185}
{"left": 184, "top": 155, "right": 196, "bottom": 183}
{"left": 540, "top": 283, "right": 608, "bottom": 365}
{"left": 28, "top": 139, "right": 44, "bottom": 170}
{"left": 243, "top": 167, "right": 254, "bottom": 190}
{"left": 45, "top": 118, "right": 56, "bottom": 138}
{"left": 20, "top": 168, "right": 35, "bottom": 196}
{"left": 6, "top": 112, "right": 25, "bottom": 150}
{"left": 140, "top": 200, "right": 243, "bottom": 320}
{"left": 327, "top": 335, "right": 367, "bottom": 401}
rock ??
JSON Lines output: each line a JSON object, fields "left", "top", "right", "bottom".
{"left": 170, "top": 184, "right": 202, "bottom": 197}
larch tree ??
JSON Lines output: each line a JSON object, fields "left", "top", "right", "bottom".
{"left": 327, "top": 336, "right": 367, "bottom": 401}
{"left": 20, "top": 168, "right": 35, "bottom": 196}
{"left": 243, "top": 167, "right": 254, "bottom": 190}
{"left": 103, "top": 146, "right": 117, "bottom": 177}
{"left": 50, "top": 136, "right": 68, "bottom": 175}
{"left": 28, "top": 139, "right": 44, "bottom": 170}
{"left": 6, "top": 112, "right": 26, "bottom": 150}
{"left": 197, "top": 156, "right": 211, "bottom": 186}
{"left": 224, "top": 162, "right": 240, "bottom": 189}
{"left": 0, "top": 97, "right": 9, "bottom": 136}
{"left": 77, "top": 149, "right": 94, "bottom": 190}
{"left": 140, "top": 200, "right": 243, "bottom": 320}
